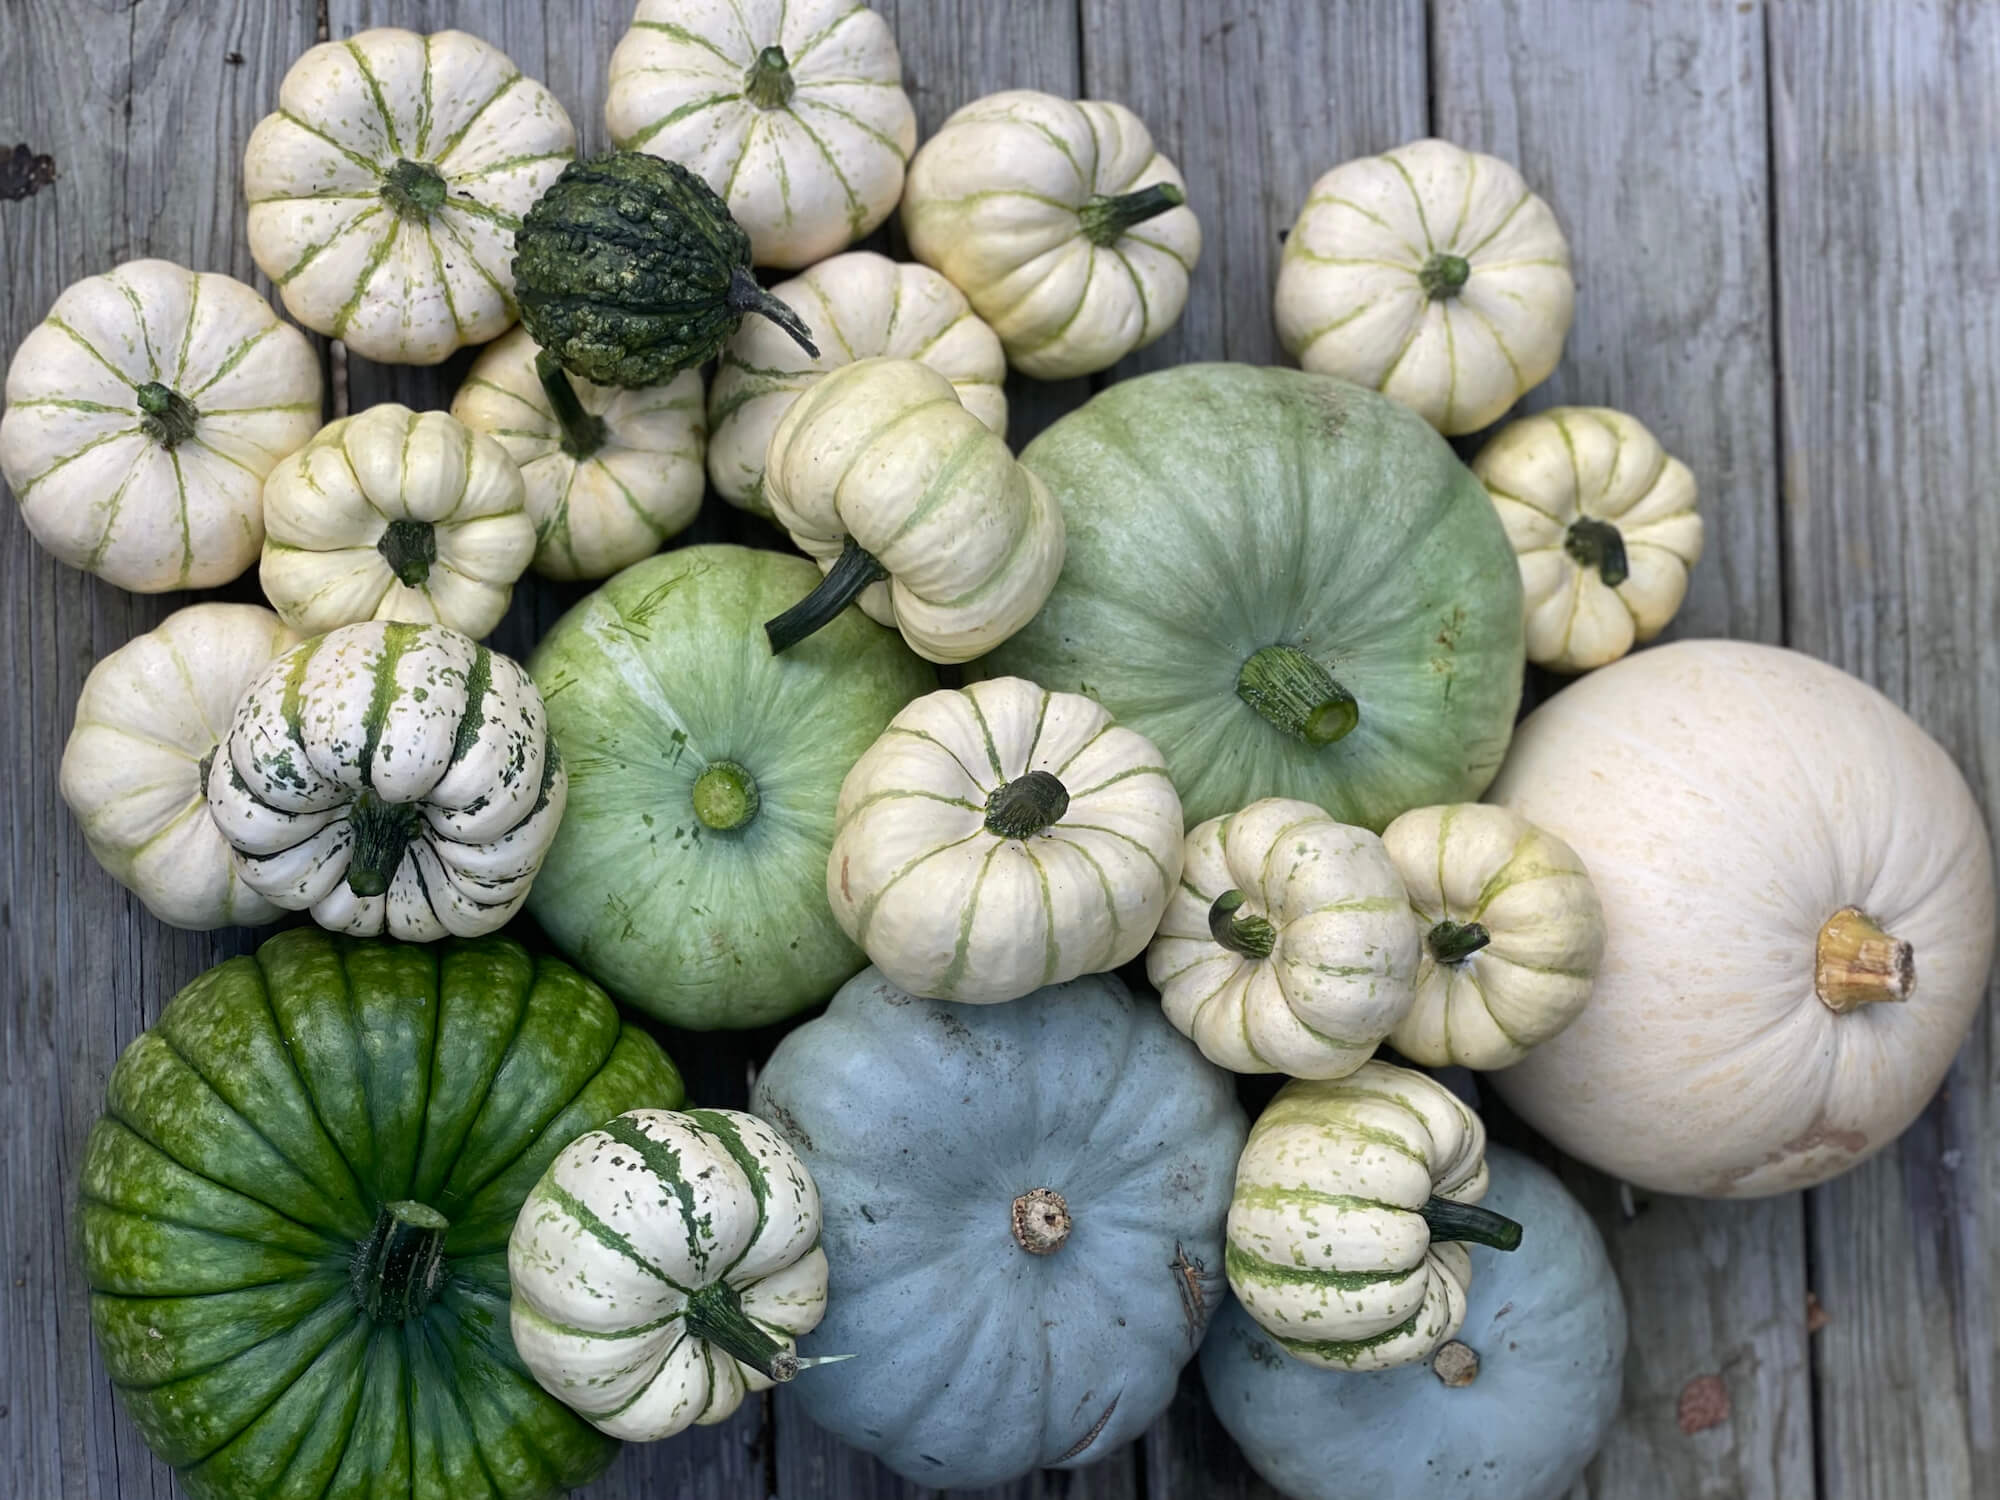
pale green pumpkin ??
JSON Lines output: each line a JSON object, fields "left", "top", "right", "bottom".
{"left": 980, "top": 363, "right": 1525, "bottom": 830}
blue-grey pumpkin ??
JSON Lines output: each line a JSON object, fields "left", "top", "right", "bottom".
{"left": 751, "top": 967, "right": 1247, "bottom": 1488}
{"left": 1200, "top": 1145, "right": 1626, "bottom": 1500}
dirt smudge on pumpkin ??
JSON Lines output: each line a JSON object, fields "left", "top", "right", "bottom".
{"left": 1676, "top": 1373, "right": 1730, "bottom": 1434}
{"left": 1170, "top": 1241, "right": 1220, "bottom": 1343}
{"left": 1055, "top": 1391, "right": 1121, "bottom": 1461}
{"left": 758, "top": 1099, "right": 813, "bottom": 1155}
{"left": 1708, "top": 1117, "right": 1872, "bottom": 1195}
{"left": 0, "top": 145, "right": 55, "bottom": 201}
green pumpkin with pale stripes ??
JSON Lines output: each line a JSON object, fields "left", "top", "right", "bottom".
{"left": 79, "top": 928, "right": 685, "bottom": 1500}
{"left": 1226, "top": 1062, "right": 1525, "bottom": 1372}
{"left": 509, "top": 1108, "right": 830, "bottom": 1440}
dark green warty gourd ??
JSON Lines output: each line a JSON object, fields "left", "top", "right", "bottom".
{"left": 512, "top": 151, "right": 819, "bottom": 390}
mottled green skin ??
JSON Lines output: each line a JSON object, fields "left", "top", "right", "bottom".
{"left": 980, "top": 364, "right": 1526, "bottom": 830}
{"left": 513, "top": 152, "right": 756, "bottom": 389}
{"left": 80, "top": 929, "right": 684, "bottom": 1500}
{"left": 527, "top": 546, "right": 935, "bottom": 1028}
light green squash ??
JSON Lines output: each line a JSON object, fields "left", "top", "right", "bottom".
{"left": 980, "top": 364, "right": 1525, "bottom": 829}
{"left": 526, "top": 545, "right": 934, "bottom": 1028}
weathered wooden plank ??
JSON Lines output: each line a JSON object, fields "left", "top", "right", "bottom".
{"left": 1428, "top": 5, "right": 1813, "bottom": 1498}
{"left": 1771, "top": 3, "right": 2000, "bottom": 1497}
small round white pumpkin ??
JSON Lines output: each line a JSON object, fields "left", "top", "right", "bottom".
{"left": 1228, "top": 1062, "right": 1519, "bottom": 1372}
{"left": 510, "top": 1108, "right": 829, "bottom": 1441}
{"left": 1474, "top": 407, "right": 1704, "bottom": 673}
{"left": 450, "top": 326, "right": 706, "bottom": 581}
{"left": 1146, "top": 797, "right": 1419, "bottom": 1079}
{"left": 901, "top": 90, "right": 1202, "bottom": 380}
{"left": 762, "top": 358, "right": 1063, "bottom": 664}
{"left": 828, "top": 677, "right": 1184, "bottom": 1005}
{"left": 0, "top": 259, "right": 321, "bottom": 592}
{"left": 1489, "top": 639, "right": 1998, "bottom": 1197}
{"left": 1275, "top": 139, "right": 1574, "bottom": 435}
{"left": 707, "top": 252, "right": 1007, "bottom": 516}
{"left": 245, "top": 27, "right": 576, "bottom": 364}
{"left": 206, "top": 619, "right": 566, "bottom": 942}
{"left": 1380, "top": 803, "right": 1606, "bottom": 1071}
{"left": 260, "top": 403, "right": 536, "bottom": 639}
{"left": 59, "top": 604, "right": 299, "bottom": 930}
{"left": 605, "top": 0, "right": 916, "bottom": 270}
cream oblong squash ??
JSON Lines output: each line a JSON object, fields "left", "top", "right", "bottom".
{"left": 1380, "top": 803, "right": 1605, "bottom": 1071}
{"left": 1146, "top": 797, "right": 1420, "bottom": 1078}
{"left": 828, "top": 677, "right": 1184, "bottom": 1005}
{"left": 510, "top": 1108, "right": 830, "bottom": 1441}
{"left": 60, "top": 604, "right": 299, "bottom": 930}
{"left": 707, "top": 252, "right": 1007, "bottom": 516}
{"left": 1227, "top": 1062, "right": 1521, "bottom": 1372}
{"left": 1489, "top": 639, "right": 1997, "bottom": 1197}
{"left": 0, "top": 259, "right": 321, "bottom": 592}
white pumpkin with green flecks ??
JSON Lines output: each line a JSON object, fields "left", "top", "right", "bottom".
{"left": 1226, "top": 1062, "right": 1522, "bottom": 1373}
{"left": 1381, "top": 803, "right": 1606, "bottom": 1070}
{"left": 1147, "top": 798, "right": 1420, "bottom": 1079}
{"left": 0, "top": 259, "right": 321, "bottom": 592}
{"left": 509, "top": 1108, "right": 831, "bottom": 1441}
{"left": 205, "top": 619, "right": 566, "bottom": 941}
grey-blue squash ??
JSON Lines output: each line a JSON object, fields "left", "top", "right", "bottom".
{"left": 751, "top": 967, "right": 1247, "bottom": 1488}
{"left": 1201, "top": 1146, "right": 1626, "bottom": 1500}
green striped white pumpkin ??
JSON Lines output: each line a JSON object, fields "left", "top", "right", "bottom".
{"left": 828, "top": 676, "right": 1184, "bottom": 1005}
{"left": 205, "top": 619, "right": 565, "bottom": 941}
{"left": 509, "top": 1108, "right": 830, "bottom": 1441}
{"left": 1146, "top": 797, "right": 1420, "bottom": 1078}
{"left": 1227, "top": 1063, "right": 1510, "bottom": 1372}
{"left": 1381, "top": 803, "right": 1606, "bottom": 1070}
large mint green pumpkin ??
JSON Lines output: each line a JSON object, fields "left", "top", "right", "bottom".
{"left": 1201, "top": 1146, "right": 1626, "bottom": 1500}
{"left": 526, "top": 545, "right": 934, "bottom": 1028}
{"left": 980, "top": 363, "right": 1524, "bottom": 829}
{"left": 751, "top": 967, "right": 1247, "bottom": 1488}
{"left": 80, "top": 928, "right": 685, "bottom": 1500}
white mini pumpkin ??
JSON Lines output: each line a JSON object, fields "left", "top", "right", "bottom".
{"left": 1474, "top": 407, "right": 1704, "bottom": 673}
{"left": 762, "top": 359, "right": 1063, "bottom": 664}
{"left": 245, "top": 27, "right": 576, "bottom": 364}
{"left": 1275, "top": 139, "right": 1574, "bottom": 435}
{"left": 901, "top": 91, "right": 1201, "bottom": 380}
{"left": 260, "top": 403, "right": 536, "bottom": 639}
{"left": 206, "top": 620, "right": 566, "bottom": 942}
{"left": 1227, "top": 1062, "right": 1519, "bottom": 1372}
{"left": 606, "top": 0, "right": 917, "bottom": 270}
{"left": 1380, "top": 803, "right": 1606, "bottom": 1071}
{"left": 828, "top": 677, "right": 1184, "bottom": 1005}
{"left": 707, "top": 252, "right": 1007, "bottom": 516}
{"left": 510, "top": 1108, "right": 829, "bottom": 1441}
{"left": 450, "top": 327, "right": 705, "bottom": 581}
{"left": 0, "top": 260, "right": 321, "bottom": 592}
{"left": 1489, "top": 640, "right": 1998, "bottom": 1197}
{"left": 1146, "top": 798, "right": 1419, "bottom": 1079}
{"left": 59, "top": 604, "right": 299, "bottom": 930}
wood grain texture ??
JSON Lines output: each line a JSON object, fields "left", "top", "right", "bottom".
{"left": 1772, "top": 3, "right": 2000, "bottom": 1497}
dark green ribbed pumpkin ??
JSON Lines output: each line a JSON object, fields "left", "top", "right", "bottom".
{"left": 79, "top": 928, "right": 685, "bottom": 1500}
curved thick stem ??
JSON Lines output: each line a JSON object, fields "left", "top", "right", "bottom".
{"left": 727, "top": 265, "right": 820, "bottom": 360}
{"left": 134, "top": 381, "right": 198, "bottom": 448}
{"left": 1418, "top": 251, "right": 1472, "bottom": 300}
{"left": 346, "top": 790, "right": 424, "bottom": 898}
{"left": 1565, "top": 517, "right": 1631, "bottom": 588}
{"left": 1208, "top": 890, "right": 1277, "bottom": 960}
{"left": 1427, "top": 919, "right": 1491, "bottom": 965}
{"left": 692, "top": 760, "right": 760, "bottom": 832}
{"left": 1421, "top": 1194, "right": 1523, "bottom": 1252}
{"left": 1816, "top": 906, "right": 1916, "bottom": 1014}
{"left": 683, "top": 1278, "right": 799, "bottom": 1382}
{"left": 352, "top": 1200, "right": 449, "bottom": 1322}
{"left": 1011, "top": 1187, "right": 1072, "bottom": 1255}
{"left": 535, "top": 349, "right": 607, "bottom": 460}
{"left": 763, "top": 535, "right": 887, "bottom": 653}
{"left": 377, "top": 518, "right": 438, "bottom": 587}
{"left": 1078, "top": 182, "right": 1186, "bottom": 246}
{"left": 984, "top": 771, "right": 1070, "bottom": 839}
{"left": 1236, "top": 645, "right": 1359, "bottom": 746}
{"left": 381, "top": 158, "right": 448, "bottom": 222}
{"left": 743, "top": 44, "right": 796, "bottom": 109}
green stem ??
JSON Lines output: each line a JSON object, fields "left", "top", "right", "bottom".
{"left": 1236, "top": 645, "right": 1359, "bottom": 746}
{"left": 983, "top": 771, "right": 1070, "bottom": 839}
{"left": 134, "top": 381, "right": 198, "bottom": 448}
{"left": 1565, "top": 516, "right": 1630, "bottom": 588}
{"left": 1427, "top": 919, "right": 1491, "bottom": 964}
{"left": 727, "top": 265, "right": 820, "bottom": 360}
{"left": 381, "top": 158, "right": 448, "bottom": 222}
{"left": 1418, "top": 251, "right": 1472, "bottom": 300}
{"left": 691, "top": 760, "right": 760, "bottom": 832}
{"left": 764, "top": 535, "right": 886, "bottom": 654}
{"left": 376, "top": 518, "right": 437, "bottom": 588}
{"left": 352, "top": 1200, "right": 449, "bottom": 1322}
{"left": 1421, "top": 1195, "right": 1523, "bottom": 1252}
{"left": 1208, "top": 890, "right": 1276, "bottom": 960}
{"left": 1078, "top": 182, "right": 1186, "bottom": 246}
{"left": 346, "top": 789, "right": 425, "bottom": 898}
{"left": 743, "top": 44, "right": 796, "bottom": 109}
{"left": 535, "top": 348, "right": 607, "bottom": 460}
{"left": 683, "top": 1278, "right": 799, "bottom": 1382}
